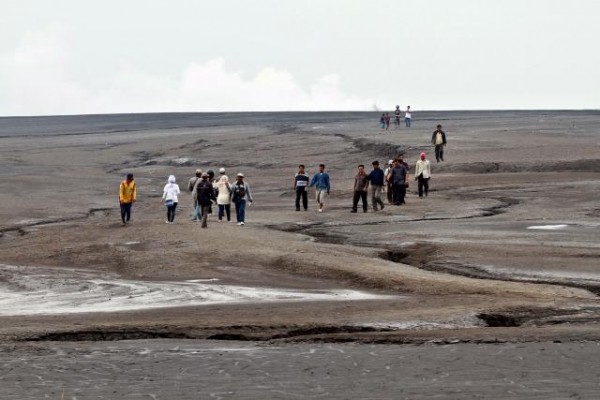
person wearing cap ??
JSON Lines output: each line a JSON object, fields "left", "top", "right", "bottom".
{"left": 188, "top": 169, "right": 203, "bottom": 221}
{"left": 119, "top": 173, "right": 136, "bottom": 225}
{"left": 293, "top": 164, "right": 310, "bottom": 211}
{"left": 215, "top": 168, "right": 232, "bottom": 222}
{"left": 194, "top": 172, "right": 216, "bottom": 228}
{"left": 367, "top": 161, "right": 385, "bottom": 211}
{"left": 414, "top": 152, "right": 431, "bottom": 198}
{"left": 384, "top": 160, "right": 394, "bottom": 204}
{"left": 161, "top": 175, "right": 181, "bottom": 224}
{"left": 308, "top": 164, "right": 330, "bottom": 212}
{"left": 232, "top": 173, "right": 253, "bottom": 226}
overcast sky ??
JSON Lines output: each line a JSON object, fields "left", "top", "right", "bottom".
{"left": 1, "top": 0, "right": 599, "bottom": 115}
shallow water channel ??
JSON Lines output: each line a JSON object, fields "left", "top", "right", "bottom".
{"left": 0, "top": 264, "right": 396, "bottom": 316}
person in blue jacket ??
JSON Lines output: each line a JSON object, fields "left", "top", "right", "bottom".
{"left": 367, "top": 160, "right": 385, "bottom": 211}
{"left": 309, "top": 164, "right": 331, "bottom": 213}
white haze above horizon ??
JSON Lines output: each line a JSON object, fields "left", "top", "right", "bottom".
{"left": 1, "top": 0, "right": 599, "bottom": 116}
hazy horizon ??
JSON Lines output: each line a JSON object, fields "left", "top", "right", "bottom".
{"left": 2, "top": 1, "right": 599, "bottom": 116}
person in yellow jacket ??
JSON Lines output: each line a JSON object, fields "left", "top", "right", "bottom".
{"left": 119, "top": 173, "right": 137, "bottom": 225}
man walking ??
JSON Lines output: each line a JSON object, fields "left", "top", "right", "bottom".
{"left": 367, "top": 161, "right": 385, "bottom": 211}
{"left": 388, "top": 159, "right": 409, "bottom": 205}
{"left": 195, "top": 172, "right": 216, "bottom": 228}
{"left": 351, "top": 165, "right": 369, "bottom": 213}
{"left": 414, "top": 152, "right": 431, "bottom": 198}
{"left": 431, "top": 124, "right": 447, "bottom": 162}
{"left": 293, "top": 164, "right": 310, "bottom": 211}
{"left": 405, "top": 105, "right": 412, "bottom": 128}
{"left": 119, "top": 173, "right": 136, "bottom": 225}
{"left": 188, "top": 169, "right": 202, "bottom": 221}
{"left": 309, "top": 164, "right": 331, "bottom": 213}
{"left": 232, "top": 173, "right": 253, "bottom": 226}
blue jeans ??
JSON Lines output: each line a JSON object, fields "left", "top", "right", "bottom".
{"left": 191, "top": 201, "right": 202, "bottom": 220}
{"left": 234, "top": 199, "right": 247, "bottom": 222}
{"left": 405, "top": 117, "right": 411, "bottom": 128}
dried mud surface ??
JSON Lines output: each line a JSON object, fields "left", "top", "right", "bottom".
{"left": 1, "top": 111, "right": 599, "bottom": 398}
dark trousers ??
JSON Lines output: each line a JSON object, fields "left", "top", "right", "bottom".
{"left": 166, "top": 202, "right": 178, "bottom": 222}
{"left": 352, "top": 191, "right": 368, "bottom": 211}
{"left": 200, "top": 204, "right": 211, "bottom": 228}
{"left": 417, "top": 175, "right": 429, "bottom": 197}
{"left": 120, "top": 202, "right": 132, "bottom": 223}
{"left": 218, "top": 204, "right": 231, "bottom": 221}
{"left": 295, "top": 187, "right": 308, "bottom": 210}
{"left": 392, "top": 183, "right": 406, "bottom": 205}
{"left": 435, "top": 144, "right": 444, "bottom": 162}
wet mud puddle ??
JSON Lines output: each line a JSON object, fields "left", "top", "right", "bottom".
{"left": 0, "top": 265, "right": 397, "bottom": 316}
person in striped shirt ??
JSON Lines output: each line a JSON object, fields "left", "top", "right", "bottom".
{"left": 294, "top": 164, "right": 310, "bottom": 211}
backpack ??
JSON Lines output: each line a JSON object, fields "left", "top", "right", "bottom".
{"left": 197, "top": 181, "right": 213, "bottom": 201}
{"left": 234, "top": 183, "right": 246, "bottom": 199}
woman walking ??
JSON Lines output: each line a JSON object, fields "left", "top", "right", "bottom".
{"left": 215, "top": 169, "right": 232, "bottom": 222}
{"left": 162, "top": 175, "right": 181, "bottom": 224}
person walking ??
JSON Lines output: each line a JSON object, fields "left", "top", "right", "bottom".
{"left": 294, "top": 164, "right": 310, "bottom": 211}
{"left": 384, "top": 113, "right": 391, "bottom": 130}
{"left": 388, "top": 159, "right": 409, "bottom": 205}
{"left": 394, "top": 105, "right": 401, "bottom": 128}
{"left": 309, "top": 164, "right": 331, "bottom": 213}
{"left": 231, "top": 173, "right": 253, "bottom": 226}
{"left": 215, "top": 168, "right": 232, "bottom": 222}
{"left": 404, "top": 106, "right": 412, "bottom": 128}
{"left": 188, "top": 169, "right": 202, "bottom": 221}
{"left": 351, "top": 165, "right": 369, "bottom": 213}
{"left": 367, "top": 161, "right": 385, "bottom": 211}
{"left": 119, "top": 173, "right": 136, "bottom": 225}
{"left": 384, "top": 160, "right": 394, "bottom": 204}
{"left": 431, "top": 124, "right": 447, "bottom": 162}
{"left": 414, "top": 152, "right": 431, "bottom": 198}
{"left": 195, "top": 172, "right": 216, "bottom": 228}
{"left": 161, "top": 175, "right": 181, "bottom": 224}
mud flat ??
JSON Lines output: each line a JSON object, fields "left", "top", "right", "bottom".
{"left": 1, "top": 111, "right": 600, "bottom": 397}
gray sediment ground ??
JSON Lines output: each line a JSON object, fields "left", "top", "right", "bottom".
{"left": 1, "top": 111, "right": 599, "bottom": 398}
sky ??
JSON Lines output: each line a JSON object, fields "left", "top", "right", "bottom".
{"left": 1, "top": 0, "right": 599, "bottom": 116}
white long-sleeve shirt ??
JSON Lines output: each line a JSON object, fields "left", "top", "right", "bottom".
{"left": 163, "top": 183, "right": 181, "bottom": 203}
{"left": 415, "top": 159, "right": 431, "bottom": 179}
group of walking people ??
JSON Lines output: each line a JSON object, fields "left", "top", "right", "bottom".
{"left": 118, "top": 123, "right": 447, "bottom": 224}
{"left": 380, "top": 105, "right": 412, "bottom": 130}
{"left": 118, "top": 168, "right": 253, "bottom": 229}
{"left": 349, "top": 153, "right": 431, "bottom": 213}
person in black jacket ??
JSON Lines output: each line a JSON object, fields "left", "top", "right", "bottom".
{"left": 431, "top": 124, "right": 447, "bottom": 162}
{"left": 195, "top": 172, "right": 216, "bottom": 228}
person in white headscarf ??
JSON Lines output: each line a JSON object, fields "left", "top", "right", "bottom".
{"left": 161, "top": 175, "right": 181, "bottom": 224}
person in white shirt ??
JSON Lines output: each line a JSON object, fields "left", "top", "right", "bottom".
{"left": 404, "top": 105, "right": 412, "bottom": 128}
{"left": 215, "top": 168, "right": 232, "bottom": 222}
{"left": 162, "top": 175, "right": 181, "bottom": 224}
{"left": 414, "top": 152, "right": 431, "bottom": 197}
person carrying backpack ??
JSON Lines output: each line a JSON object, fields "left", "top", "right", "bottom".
{"left": 194, "top": 172, "right": 216, "bottom": 228}
{"left": 232, "top": 173, "right": 253, "bottom": 226}
{"left": 188, "top": 169, "right": 203, "bottom": 221}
